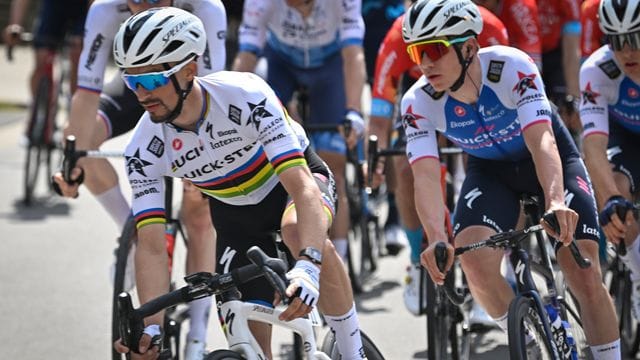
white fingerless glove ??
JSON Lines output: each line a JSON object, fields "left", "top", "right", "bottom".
{"left": 286, "top": 259, "right": 321, "bottom": 307}
{"left": 345, "top": 109, "right": 365, "bottom": 138}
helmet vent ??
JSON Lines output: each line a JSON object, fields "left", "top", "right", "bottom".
{"left": 444, "top": 16, "right": 463, "bottom": 30}
{"left": 132, "top": 54, "right": 154, "bottom": 66}
{"left": 156, "top": 15, "right": 174, "bottom": 27}
{"left": 613, "top": 0, "right": 628, "bottom": 22}
{"left": 137, "top": 28, "right": 162, "bottom": 56}
{"left": 162, "top": 40, "right": 185, "bottom": 57}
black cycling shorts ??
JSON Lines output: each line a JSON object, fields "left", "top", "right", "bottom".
{"left": 451, "top": 113, "right": 600, "bottom": 244}
{"left": 608, "top": 120, "right": 640, "bottom": 194}
{"left": 98, "top": 72, "right": 144, "bottom": 139}
{"left": 209, "top": 148, "right": 336, "bottom": 304}
{"left": 33, "top": 0, "right": 87, "bottom": 49}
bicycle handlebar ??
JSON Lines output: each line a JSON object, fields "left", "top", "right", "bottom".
{"left": 614, "top": 204, "right": 640, "bottom": 256}
{"left": 453, "top": 212, "right": 591, "bottom": 269}
{"left": 61, "top": 135, "right": 124, "bottom": 182}
{"left": 118, "top": 246, "right": 289, "bottom": 354}
{"left": 434, "top": 242, "right": 468, "bottom": 305}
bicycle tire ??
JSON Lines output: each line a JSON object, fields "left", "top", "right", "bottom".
{"left": 320, "top": 329, "right": 385, "bottom": 360}
{"left": 607, "top": 259, "right": 640, "bottom": 357}
{"left": 508, "top": 296, "right": 555, "bottom": 360}
{"left": 204, "top": 349, "right": 244, "bottom": 359}
{"left": 554, "top": 270, "right": 590, "bottom": 360}
{"left": 112, "top": 217, "right": 137, "bottom": 360}
{"left": 23, "top": 76, "right": 51, "bottom": 205}
{"left": 426, "top": 274, "right": 449, "bottom": 360}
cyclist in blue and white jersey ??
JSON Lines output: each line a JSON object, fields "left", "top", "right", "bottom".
{"left": 231, "top": 0, "right": 367, "bottom": 263}
{"left": 52, "top": 1, "right": 226, "bottom": 358}
{"left": 108, "top": 8, "right": 368, "bottom": 360}
{"left": 402, "top": 0, "right": 620, "bottom": 358}
{"left": 580, "top": 0, "right": 640, "bottom": 321}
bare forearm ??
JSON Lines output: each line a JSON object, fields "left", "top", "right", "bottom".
{"left": 369, "top": 115, "right": 393, "bottom": 149}
{"left": 8, "top": 0, "right": 29, "bottom": 25}
{"left": 342, "top": 45, "right": 366, "bottom": 112}
{"left": 412, "top": 161, "right": 448, "bottom": 243}
{"left": 530, "top": 132, "right": 565, "bottom": 208}
{"left": 583, "top": 137, "right": 620, "bottom": 207}
{"left": 136, "top": 225, "right": 171, "bottom": 326}
{"left": 232, "top": 51, "right": 258, "bottom": 73}
{"left": 562, "top": 34, "right": 581, "bottom": 97}
{"left": 293, "top": 187, "right": 327, "bottom": 252}
{"left": 66, "top": 90, "right": 101, "bottom": 149}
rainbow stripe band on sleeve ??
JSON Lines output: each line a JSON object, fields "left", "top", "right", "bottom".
{"left": 134, "top": 208, "right": 166, "bottom": 229}
{"left": 272, "top": 149, "right": 306, "bottom": 175}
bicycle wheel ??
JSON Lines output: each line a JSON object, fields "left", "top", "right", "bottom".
{"left": 556, "top": 271, "right": 590, "bottom": 359}
{"left": 607, "top": 258, "right": 640, "bottom": 357}
{"left": 426, "top": 274, "right": 450, "bottom": 360}
{"left": 204, "top": 349, "right": 244, "bottom": 359}
{"left": 23, "top": 76, "right": 51, "bottom": 205}
{"left": 112, "top": 217, "right": 137, "bottom": 360}
{"left": 508, "top": 296, "right": 555, "bottom": 360}
{"left": 320, "top": 329, "right": 385, "bottom": 360}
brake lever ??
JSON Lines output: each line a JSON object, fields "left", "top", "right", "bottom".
{"left": 542, "top": 212, "right": 591, "bottom": 269}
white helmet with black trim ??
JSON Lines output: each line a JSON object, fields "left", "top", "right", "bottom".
{"left": 402, "top": 0, "right": 483, "bottom": 43}
{"left": 598, "top": 0, "right": 640, "bottom": 35}
{"left": 113, "top": 6, "right": 206, "bottom": 68}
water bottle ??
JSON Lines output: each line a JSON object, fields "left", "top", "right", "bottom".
{"left": 544, "top": 304, "right": 572, "bottom": 359}
{"left": 562, "top": 319, "right": 578, "bottom": 360}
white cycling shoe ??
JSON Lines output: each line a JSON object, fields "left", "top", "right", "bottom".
{"left": 469, "top": 301, "right": 498, "bottom": 331}
{"left": 184, "top": 339, "right": 207, "bottom": 360}
{"left": 403, "top": 263, "right": 426, "bottom": 316}
{"left": 384, "top": 225, "right": 407, "bottom": 256}
{"left": 109, "top": 244, "right": 136, "bottom": 292}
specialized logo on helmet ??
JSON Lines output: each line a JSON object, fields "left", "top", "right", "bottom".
{"left": 581, "top": 82, "right": 600, "bottom": 105}
{"left": 443, "top": 2, "right": 465, "bottom": 19}
{"left": 246, "top": 98, "right": 272, "bottom": 130}
{"left": 402, "top": 105, "right": 424, "bottom": 129}
{"left": 126, "top": 149, "right": 152, "bottom": 177}
{"left": 512, "top": 72, "right": 538, "bottom": 96}
{"left": 163, "top": 19, "right": 193, "bottom": 44}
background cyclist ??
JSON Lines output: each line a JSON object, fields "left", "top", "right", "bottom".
{"left": 231, "top": 0, "right": 367, "bottom": 265}
{"left": 107, "top": 8, "right": 368, "bottom": 359}
{"left": 579, "top": 0, "right": 640, "bottom": 322}
{"left": 52, "top": 0, "right": 227, "bottom": 358}
{"left": 402, "top": 0, "right": 621, "bottom": 358}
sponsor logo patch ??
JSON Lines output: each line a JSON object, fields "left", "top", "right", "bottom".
{"left": 146, "top": 136, "right": 164, "bottom": 158}
{"left": 487, "top": 60, "right": 505, "bottom": 83}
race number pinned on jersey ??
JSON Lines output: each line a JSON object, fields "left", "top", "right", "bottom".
{"left": 487, "top": 60, "right": 505, "bottom": 83}
{"left": 598, "top": 60, "right": 622, "bottom": 80}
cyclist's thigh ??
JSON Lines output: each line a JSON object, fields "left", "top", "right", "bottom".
{"left": 33, "top": 0, "right": 88, "bottom": 49}
{"left": 99, "top": 73, "right": 145, "bottom": 140}
{"left": 208, "top": 184, "right": 288, "bottom": 304}
{"left": 607, "top": 121, "right": 640, "bottom": 195}
{"left": 264, "top": 47, "right": 297, "bottom": 105}
{"left": 452, "top": 156, "right": 521, "bottom": 238}
{"left": 304, "top": 53, "right": 345, "bottom": 126}
{"left": 560, "top": 157, "right": 600, "bottom": 243}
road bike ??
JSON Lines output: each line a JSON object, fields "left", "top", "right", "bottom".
{"left": 441, "top": 209, "right": 591, "bottom": 359}
{"left": 59, "top": 136, "right": 191, "bottom": 360}
{"left": 117, "top": 246, "right": 385, "bottom": 360}
{"left": 7, "top": 32, "right": 70, "bottom": 205}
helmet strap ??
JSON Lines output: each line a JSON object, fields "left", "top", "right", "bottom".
{"left": 154, "top": 63, "right": 194, "bottom": 124}
{"left": 449, "top": 45, "right": 473, "bottom": 92}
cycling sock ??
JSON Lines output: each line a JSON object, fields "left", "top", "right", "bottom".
{"left": 333, "top": 238, "right": 348, "bottom": 262}
{"left": 589, "top": 339, "right": 621, "bottom": 360}
{"left": 405, "top": 227, "right": 423, "bottom": 264}
{"left": 324, "top": 303, "right": 366, "bottom": 360}
{"left": 621, "top": 235, "right": 640, "bottom": 282}
{"left": 96, "top": 186, "right": 130, "bottom": 230}
{"left": 384, "top": 192, "right": 399, "bottom": 227}
{"left": 492, "top": 312, "right": 508, "bottom": 333}
{"left": 186, "top": 296, "right": 212, "bottom": 343}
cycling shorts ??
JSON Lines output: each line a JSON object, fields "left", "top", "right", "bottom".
{"left": 33, "top": 0, "right": 87, "bottom": 49}
{"left": 452, "top": 113, "right": 600, "bottom": 244}
{"left": 608, "top": 121, "right": 640, "bottom": 194}
{"left": 209, "top": 148, "right": 336, "bottom": 304}
{"left": 265, "top": 47, "right": 348, "bottom": 154}
{"left": 98, "top": 72, "right": 144, "bottom": 139}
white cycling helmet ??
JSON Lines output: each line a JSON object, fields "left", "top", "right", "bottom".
{"left": 598, "top": 0, "right": 640, "bottom": 35}
{"left": 402, "top": 0, "right": 483, "bottom": 43}
{"left": 113, "top": 6, "right": 206, "bottom": 68}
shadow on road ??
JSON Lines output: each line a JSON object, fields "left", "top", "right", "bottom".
{"left": 5, "top": 196, "right": 71, "bottom": 220}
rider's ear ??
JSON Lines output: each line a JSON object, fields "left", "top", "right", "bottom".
{"left": 185, "top": 61, "right": 197, "bottom": 80}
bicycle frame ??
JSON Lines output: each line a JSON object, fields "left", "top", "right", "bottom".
{"left": 218, "top": 300, "right": 329, "bottom": 360}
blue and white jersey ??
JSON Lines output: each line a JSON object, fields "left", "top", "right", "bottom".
{"left": 579, "top": 45, "right": 640, "bottom": 137}
{"left": 401, "top": 45, "right": 553, "bottom": 162}
{"left": 238, "top": 0, "right": 365, "bottom": 68}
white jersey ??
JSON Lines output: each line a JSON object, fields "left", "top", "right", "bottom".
{"left": 124, "top": 71, "right": 310, "bottom": 228}
{"left": 77, "top": 0, "right": 227, "bottom": 92}
{"left": 402, "top": 45, "right": 553, "bottom": 162}
{"left": 238, "top": 0, "right": 365, "bottom": 68}
{"left": 579, "top": 45, "right": 640, "bottom": 137}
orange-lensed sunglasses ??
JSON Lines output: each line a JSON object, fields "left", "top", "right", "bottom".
{"left": 406, "top": 36, "right": 472, "bottom": 64}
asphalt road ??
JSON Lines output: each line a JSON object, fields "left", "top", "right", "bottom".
{"left": 0, "top": 45, "right": 510, "bottom": 359}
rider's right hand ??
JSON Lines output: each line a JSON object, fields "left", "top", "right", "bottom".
{"left": 599, "top": 195, "right": 635, "bottom": 244}
{"left": 420, "top": 240, "right": 454, "bottom": 286}
{"left": 2, "top": 24, "right": 22, "bottom": 46}
{"left": 114, "top": 335, "right": 160, "bottom": 360}
{"left": 51, "top": 167, "right": 84, "bottom": 198}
